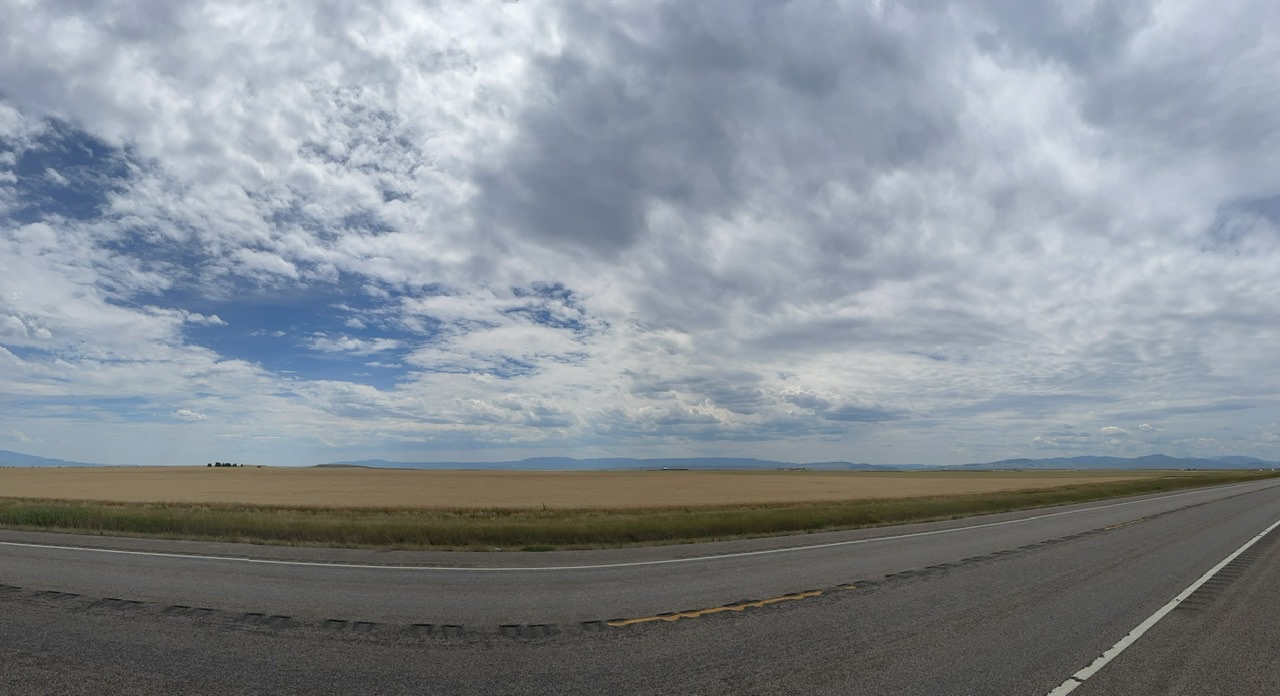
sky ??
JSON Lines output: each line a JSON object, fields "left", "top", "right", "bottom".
{"left": 1, "top": 1, "right": 1279, "bottom": 467}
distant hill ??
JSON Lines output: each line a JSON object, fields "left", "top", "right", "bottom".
{"left": 950, "top": 454, "right": 1278, "bottom": 471}
{"left": 0, "top": 449, "right": 102, "bottom": 467}
{"left": 320, "top": 454, "right": 1279, "bottom": 471}
{"left": 0, "top": 448, "right": 1273, "bottom": 471}
{"left": 319, "top": 457, "right": 893, "bottom": 471}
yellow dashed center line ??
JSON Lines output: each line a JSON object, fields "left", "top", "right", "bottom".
{"left": 606, "top": 590, "right": 824, "bottom": 627}
{"left": 1103, "top": 516, "right": 1148, "bottom": 531}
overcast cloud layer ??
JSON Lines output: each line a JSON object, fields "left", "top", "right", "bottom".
{"left": 2, "top": 0, "right": 1279, "bottom": 466}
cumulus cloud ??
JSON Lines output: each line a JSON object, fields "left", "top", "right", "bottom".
{"left": 172, "top": 409, "right": 205, "bottom": 421}
{"left": 2, "top": 1, "right": 1279, "bottom": 465}
{"left": 306, "top": 334, "right": 402, "bottom": 356}
{"left": 0, "top": 313, "right": 51, "bottom": 340}
{"left": 184, "top": 312, "right": 227, "bottom": 326}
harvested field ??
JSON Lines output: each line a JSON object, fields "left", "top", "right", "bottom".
{"left": 2, "top": 468, "right": 1273, "bottom": 549}
{"left": 0, "top": 466, "right": 1168, "bottom": 508}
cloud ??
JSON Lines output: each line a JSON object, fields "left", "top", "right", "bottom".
{"left": 2, "top": 1, "right": 1280, "bottom": 465}
{"left": 231, "top": 249, "right": 301, "bottom": 281}
{"left": 822, "top": 405, "right": 903, "bottom": 424}
{"left": 184, "top": 312, "right": 226, "bottom": 326}
{"left": 0, "top": 313, "right": 51, "bottom": 340}
{"left": 172, "top": 409, "right": 205, "bottom": 421}
{"left": 478, "top": 2, "right": 962, "bottom": 260}
{"left": 43, "top": 168, "right": 68, "bottom": 186}
{"left": 306, "top": 334, "right": 401, "bottom": 356}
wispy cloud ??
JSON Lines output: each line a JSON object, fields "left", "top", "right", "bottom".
{"left": 305, "top": 334, "right": 402, "bottom": 356}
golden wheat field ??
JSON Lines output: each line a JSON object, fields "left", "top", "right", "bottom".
{"left": 0, "top": 466, "right": 1173, "bottom": 509}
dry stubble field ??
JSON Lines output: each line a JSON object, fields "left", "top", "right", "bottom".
{"left": 1, "top": 467, "right": 1270, "bottom": 549}
{"left": 0, "top": 466, "right": 1164, "bottom": 508}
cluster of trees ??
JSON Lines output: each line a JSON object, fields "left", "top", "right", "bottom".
{"left": 208, "top": 462, "right": 242, "bottom": 467}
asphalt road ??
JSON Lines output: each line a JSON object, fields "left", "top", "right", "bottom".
{"left": 3, "top": 479, "right": 1280, "bottom": 694}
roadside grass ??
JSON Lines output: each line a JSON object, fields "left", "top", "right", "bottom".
{"left": 0, "top": 471, "right": 1275, "bottom": 550}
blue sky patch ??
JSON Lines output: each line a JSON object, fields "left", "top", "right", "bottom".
{"left": 133, "top": 276, "right": 429, "bottom": 389}
{"left": 3, "top": 118, "right": 135, "bottom": 224}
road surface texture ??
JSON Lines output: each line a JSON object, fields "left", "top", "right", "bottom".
{"left": 3, "top": 479, "right": 1279, "bottom": 694}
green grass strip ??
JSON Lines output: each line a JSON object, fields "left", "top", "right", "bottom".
{"left": 0, "top": 471, "right": 1275, "bottom": 550}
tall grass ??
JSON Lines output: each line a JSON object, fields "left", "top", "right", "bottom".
{"left": 0, "top": 471, "right": 1274, "bottom": 549}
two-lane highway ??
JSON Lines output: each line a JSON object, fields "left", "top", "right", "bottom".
{"left": 3, "top": 479, "right": 1280, "bottom": 694}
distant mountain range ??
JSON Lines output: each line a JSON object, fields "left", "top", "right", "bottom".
{"left": 953, "top": 454, "right": 1276, "bottom": 471}
{"left": 320, "top": 454, "right": 1279, "bottom": 471}
{"left": 3, "top": 448, "right": 1275, "bottom": 471}
{"left": 0, "top": 450, "right": 100, "bottom": 467}
{"left": 319, "top": 456, "right": 890, "bottom": 471}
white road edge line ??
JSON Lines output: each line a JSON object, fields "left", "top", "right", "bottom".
{"left": 0, "top": 482, "right": 1268, "bottom": 573}
{"left": 1045, "top": 513, "right": 1280, "bottom": 695}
